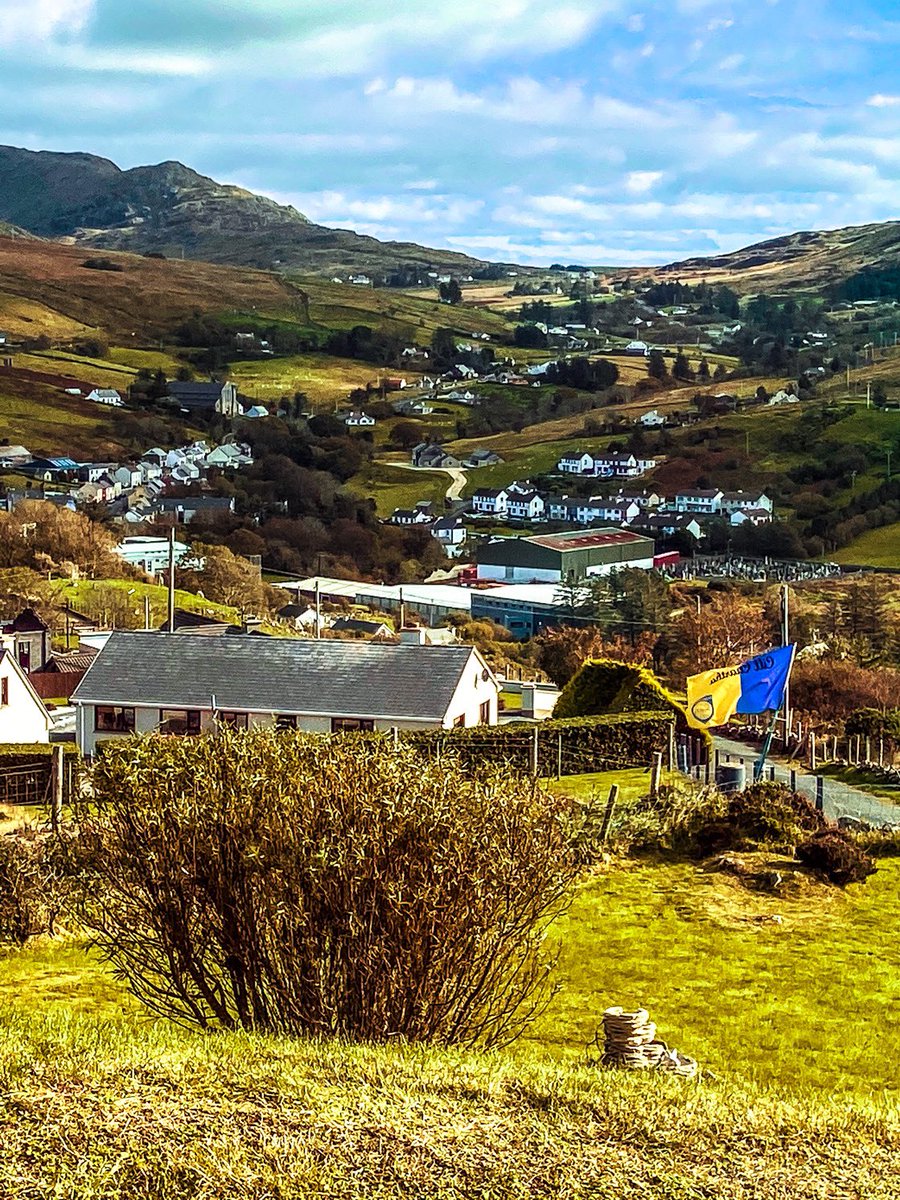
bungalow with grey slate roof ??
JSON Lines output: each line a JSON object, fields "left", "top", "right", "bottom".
{"left": 71, "top": 632, "right": 499, "bottom": 755}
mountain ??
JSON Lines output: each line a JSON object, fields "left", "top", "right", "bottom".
{"left": 655, "top": 219, "right": 900, "bottom": 293}
{"left": 0, "top": 145, "right": 497, "bottom": 277}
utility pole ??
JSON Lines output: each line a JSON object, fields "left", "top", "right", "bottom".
{"left": 781, "top": 582, "right": 790, "bottom": 745}
{"left": 166, "top": 527, "right": 177, "bottom": 633}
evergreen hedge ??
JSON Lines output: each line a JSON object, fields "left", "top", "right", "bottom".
{"left": 403, "top": 711, "right": 673, "bottom": 775}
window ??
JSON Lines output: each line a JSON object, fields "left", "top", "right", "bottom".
{"left": 0, "top": 676, "right": 8, "bottom": 707}
{"left": 217, "top": 711, "right": 249, "bottom": 729}
{"left": 275, "top": 714, "right": 298, "bottom": 731}
{"left": 479, "top": 700, "right": 492, "bottom": 725}
{"left": 159, "top": 709, "right": 202, "bottom": 735}
{"left": 331, "top": 717, "right": 375, "bottom": 733}
{"left": 453, "top": 713, "right": 466, "bottom": 727}
{"left": 95, "top": 705, "right": 135, "bottom": 733}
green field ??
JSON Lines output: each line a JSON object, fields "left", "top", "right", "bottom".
{"left": 833, "top": 522, "right": 900, "bottom": 567}
{"left": 1, "top": 768, "right": 898, "bottom": 1195}
{"left": 349, "top": 461, "right": 451, "bottom": 516}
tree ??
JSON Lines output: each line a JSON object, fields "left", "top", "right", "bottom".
{"left": 697, "top": 357, "right": 710, "bottom": 382}
{"left": 668, "top": 590, "right": 770, "bottom": 679}
{"left": 0, "top": 501, "right": 120, "bottom": 577}
{"left": 439, "top": 279, "right": 462, "bottom": 305}
{"left": 648, "top": 350, "right": 668, "bottom": 381}
{"left": 77, "top": 732, "right": 579, "bottom": 1045}
{"left": 180, "top": 543, "right": 277, "bottom": 613}
{"left": 391, "top": 419, "right": 425, "bottom": 449}
{"left": 672, "top": 347, "right": 694, "bottom": 382}
{"left": 534, "top": 624, "right": 657, "bottom": 687}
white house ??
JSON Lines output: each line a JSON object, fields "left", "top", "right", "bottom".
{"left": 593, "top": 452, "right": 655, "bottom": 478}
{"left": 71, "top": 633, "right": 500, "bottom": 755}
{"left": 87, "top": 388, "right": 124, "bottom": 407}
{"left": 625, "top": 340, "right": 650, "bottom": 356}
{"left": 672, "top": 489, "right": 724, "bottom": 515}
{"left": 430, "top": 516, "right": 467, "bottom": 554}
{"left": 638, "top": 409, "right": 666, "bottom": 427}
{"left": 471, "top": 488, "right": 509, "bottom": 516}
{"left": 720, "top": 490, "right": 773, "bottom": 515}
{"left": 506, "top": 491, "right": 546, "bottom": 521}
{"left": 113, "top": 465, "right": 143, "bottom": 490}
{"left": 343, "top": 411, "right": 376, "bottom": 427}
{"left": 0, "top": 648, "right": 51, "bottom": 743}
{"left": 558, "top": 451, "right": 595, "bottom": 475}
{"left": 115, "top": 535, "right": 189, "bottom": 574}
{"left": 730, "top": 507, "right": 772, "bottom": 527}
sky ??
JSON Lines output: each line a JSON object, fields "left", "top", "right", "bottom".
{"left": 2, "top": 0, "right": 900, "bottom": 266}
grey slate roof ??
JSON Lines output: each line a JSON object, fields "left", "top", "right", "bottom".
{"left": 72, "top": 631, "right": 477, "bottom": 722}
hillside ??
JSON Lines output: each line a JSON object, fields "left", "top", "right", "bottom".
{"left": 0, "top": 145, "right": 498, "bottom": 277}
{"left": 654, "top": 219, "right": 900, "bottom": 294}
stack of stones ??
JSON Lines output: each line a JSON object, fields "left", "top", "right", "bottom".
{"left": 601, "top": 1006, "right": 698, "bottom": 1078}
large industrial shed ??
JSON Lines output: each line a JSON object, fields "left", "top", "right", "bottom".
{"left": 475, "top": 528, "right": 655, "bottom": 584}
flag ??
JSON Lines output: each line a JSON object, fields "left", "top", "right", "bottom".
{"left": 685, "top": 645, "right": 796, "bottom": 731}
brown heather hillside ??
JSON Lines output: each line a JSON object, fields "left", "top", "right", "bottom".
{"left": 644, "top": 219, "right": 900, "bottom": 294}
{"left": 0, "top": 236, "right": 310, "bottom": 341}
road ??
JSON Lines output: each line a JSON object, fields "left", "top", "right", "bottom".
{"left": 713, "top": 734, "right": 900, "bottom": 828}
{"left": 390, "top": 463, "right": 468, "bottom": 503}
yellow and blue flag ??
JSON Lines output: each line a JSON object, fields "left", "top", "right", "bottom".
{"left": 685, "top": 645, "right": 796, "bottom": 730}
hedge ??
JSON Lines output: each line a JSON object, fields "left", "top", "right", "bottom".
{"left": 400, "top": 711, "right": 674, "bottom": 775}
{"left": 553, "top": 659, "right": 710, "bottom": 745}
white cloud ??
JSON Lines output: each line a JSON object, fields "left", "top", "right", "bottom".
{"left": 625, "top": 170, "right": 663, "bottom": 194}
{"left": 867, "top": 93, "right": 900, "bottom": 107}
{"left": 0, "top": 0, "right": 92, "bottom": 45}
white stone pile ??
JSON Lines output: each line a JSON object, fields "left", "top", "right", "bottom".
{"left": 601, "top": 1006, "right": 698, "bottom": 1078}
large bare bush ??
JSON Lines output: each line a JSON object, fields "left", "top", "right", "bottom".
{"left": 77, "top": 731, "right": 577, "bottom": 1046}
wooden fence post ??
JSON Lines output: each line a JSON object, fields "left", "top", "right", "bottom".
{"left": 530, "top": 726, "right": 539, "bottom": 778}
{"left": 50, "top": 745, "right": 63, "bottom": 835}
{"left": 649, "top": 751, "right": 663, "bottom": 798}
{"left": 667, "top": 722, "right": 675, "bottom": 771}
{"left": 599, "top": 784, "right": 619, "bottom": 842}
{"left": 815, "top": 776, "right": 825, "bottom": 812}
{"left": 557, "top": 732, "right": 563, "bottom": 780}
{"left": 809, "top": 731, "right": 816, "bottom": 773}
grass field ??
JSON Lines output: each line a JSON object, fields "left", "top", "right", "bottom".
{"left": 54, "top": 578, "right": 241, "bottom": 631}
{"left": 230, "top": 352, "right": 396, "bottom": 408}
{"left": 348, "top": 461, "right": 451, "bottom": 515}
{"left": 1, "top": 763, "right": 898, "bottom": 1195}
{"left": 833, "top": 522, "right": 900, "bottom": 567}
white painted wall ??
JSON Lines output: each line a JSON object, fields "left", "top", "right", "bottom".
{"left": 0, "top": 658, "right": 50, "bottom": 743}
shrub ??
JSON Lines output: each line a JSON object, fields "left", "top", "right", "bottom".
{"left": 76, "top": 730, "right": 579, "bottom": 1046}
{"left": 796, "top": 830, "right": 876, "bottom": 886}
{"left": 0, "top": 830, "right": 71, "bottom": 944}
{"left": 636, "top": 780, "right": 827, "bottom": 857}
{"left": 81, "top": 256, "right": 124, "bottom": 272}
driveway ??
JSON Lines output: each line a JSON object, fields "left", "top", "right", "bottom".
{"left": 713, "top": 734, "right": 900, "bottom": 828}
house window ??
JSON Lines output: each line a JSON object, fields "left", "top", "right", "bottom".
{"left": 275, "top": 714, "right": 298, "bottom": 731}
{"left": 479, "top": 700, "right": 492, "bottom": 725}
{"left": 331, "top": 717, "right": 375, "bottom": 733}
{"left": 217, "top": 711, "right": 249, "bottom": 729}
{"left": 0, "top": 676, "right": 7, "bottom": 706}
{"left": 95, "top": 705, "right": 135, "bottom": 732}
{"left": 453, "top": 713, "right": 466, "bottom": 727}
{"left": 159, "top": 708, "right": 202, "bottom": 735}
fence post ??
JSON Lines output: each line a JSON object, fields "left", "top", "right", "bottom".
{"left": 557, "top": 732, "right": 563, "bottom": 780}
{"left": 865, "top": 736, "right": 871, "bottom": 764}
{"left": 809, "top": 731, "right": 816, "bottom": 773}
{"left": 704, "top": 757, "right": 711, "bottom": 786}
{"left": 530, "top": 726, "right": 539, "bottom": 778}
{"left": 51, "top": 745, "right": 63, "bottom": 834}
{"left": 667, "top": 722, "right": 675, "bottom": 772}
{"left": 715, "top": 748, "right": 720, "bottom": 771}
{"left": 790, "top": 768, "right": 797, "bottom": 792}
{"left": 649, "top": 751, "right": 663, "bottom": 798}
{"left": 879, "top": 736, "right": 884, "bottom": 767}
{"left": 768, "top": 765, "right": 776, "bottom": 782}
{"left": 392, "top": 726, "right": 399, "bottom": 750}
{"left": 815, "top": 776, "right": 824, "bottom": 812}
{"left": 599, "top": 784, "right": 619, "bottom": 842}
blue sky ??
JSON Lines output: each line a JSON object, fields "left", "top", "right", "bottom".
{"left": 3, "top": 0, "right": 900, "bottom": 265}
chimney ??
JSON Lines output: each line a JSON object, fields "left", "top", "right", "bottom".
{"left": 399, "top": 625, "right": 427, "bottom": 646}
{"left": 242, "top": 616, "right": 264, "bottom": 635}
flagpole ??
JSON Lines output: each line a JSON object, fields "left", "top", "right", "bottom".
{"left": 754, "top": 707, "right": 781, "bottom": 782}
